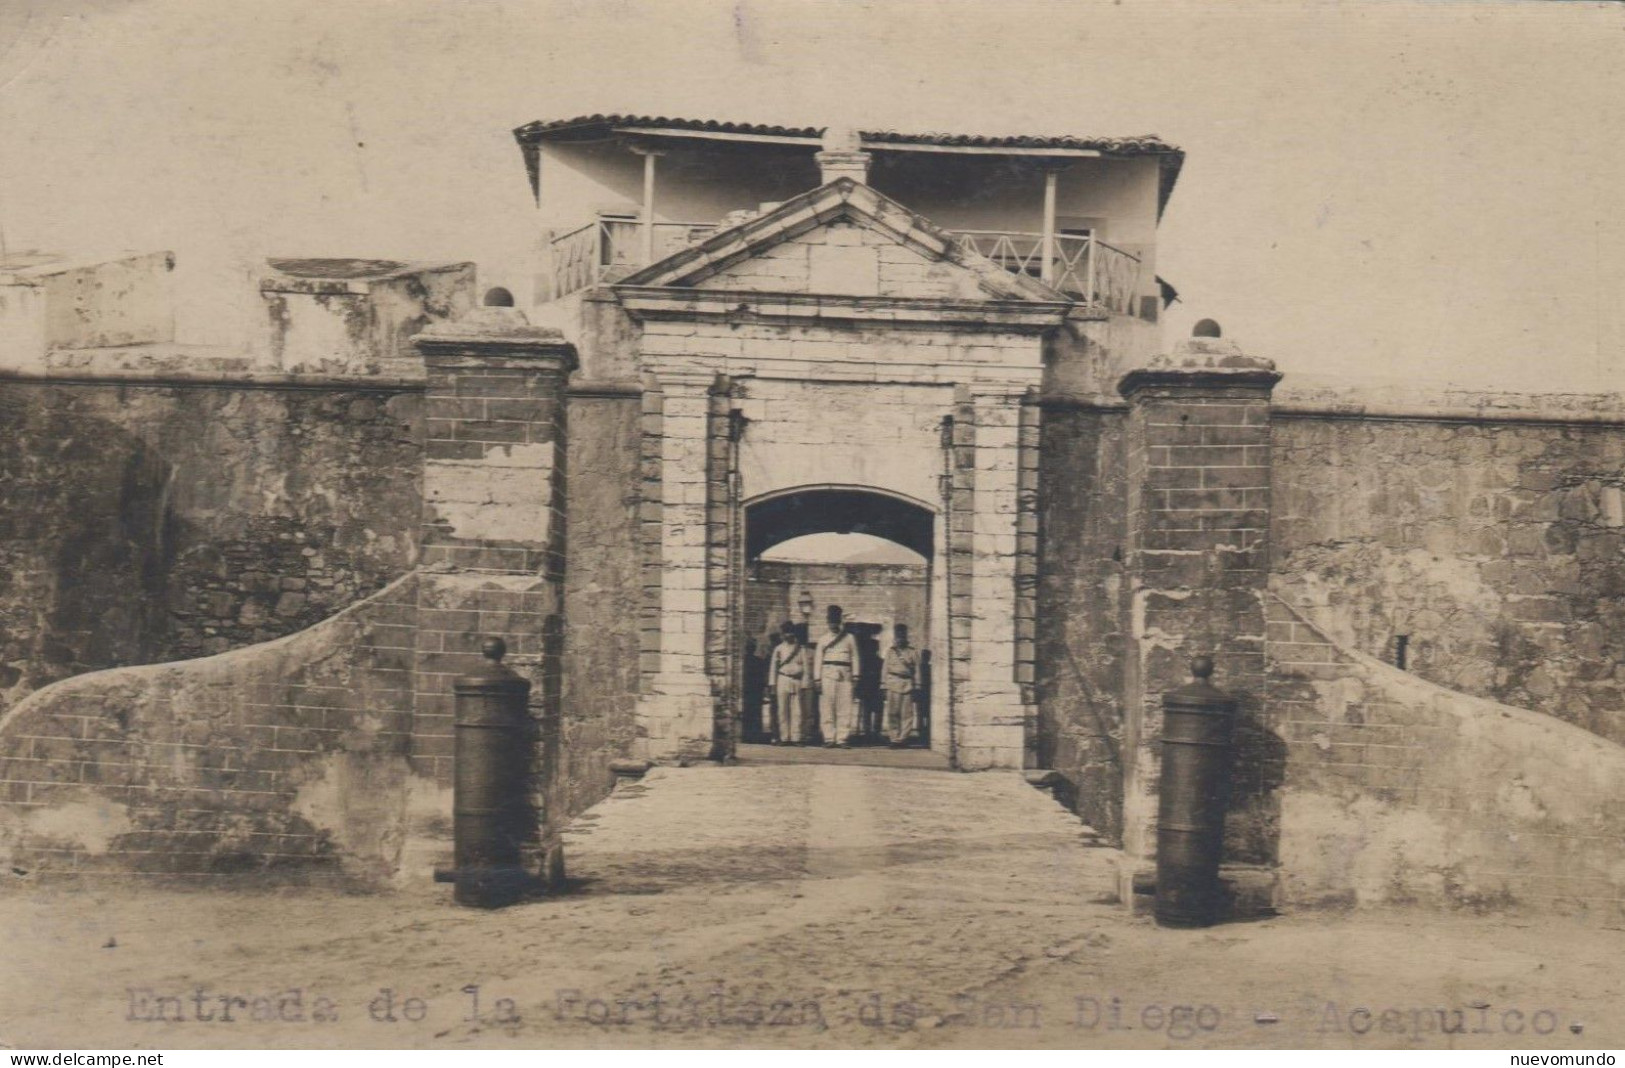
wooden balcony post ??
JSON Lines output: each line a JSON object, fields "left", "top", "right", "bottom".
{"left": 1085, "top": 237, "right": 1097, "bottom": 308}
{"left": 641, "top": 150, "right": 659, "bottom": 267}
{"left": 1040, "top": 168, "right": 1058, "bottom": 286}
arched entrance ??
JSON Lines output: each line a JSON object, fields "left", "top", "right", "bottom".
{"left": 738, "top": 486, "right": 942, "bottom": 757}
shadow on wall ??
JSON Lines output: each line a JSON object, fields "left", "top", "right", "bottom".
{"left": 0, "top": 404, "right": 175, "bottom": 713}
{"left": 1226, "top": 706, "right": 1287, "bottom": 867}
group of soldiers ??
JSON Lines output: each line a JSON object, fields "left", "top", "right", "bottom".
{"left": 750, "top": 605, "right": 924, "bottom": 748}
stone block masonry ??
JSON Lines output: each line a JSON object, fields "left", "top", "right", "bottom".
{"left": 956, "top": 387, "right": 1035, "bottom": 770}
{"left": 412, "top": 308, "right": 576, "bottom": 793}
{"left": 1116, "top": 340, "right": 1281, "bottom": 888}
{"left": 633, "top": 371, "right": 724, "bottom": 763}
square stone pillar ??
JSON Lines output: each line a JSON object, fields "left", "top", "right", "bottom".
{"left": 954, "top": 388, "right": 1036, "bottom": 770}
{"left": 1115, "top": 339, "right": 1281, "bottom": 897}
{"left": 409, "top": 307, "right": 577, "bottom": 789}
{"left": 634, "top": 371, "right": 720, "bottom": 762}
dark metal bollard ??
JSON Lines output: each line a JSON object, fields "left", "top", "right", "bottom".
{"left": 1155, "top": 656, "right": 1238, "bottom": 928}
{"left": 452, "top": 637, "right": 532, "bottom": 908}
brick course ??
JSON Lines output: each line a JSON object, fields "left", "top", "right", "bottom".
{"left": 0, "top": 575, "right": 420, "bottom": 882}
{"left": 1117, "top": 354, "right": 1281, "bottom": 876}
{"left": 1265, "top": 595, "right": 1625, "bottom": 921}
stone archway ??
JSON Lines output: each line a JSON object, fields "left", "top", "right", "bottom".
{"left": 739, "top": 486, "right": 940, "bottom": 754}
{"left": 629, "top": 373, "right": 1042, "bottom": 771}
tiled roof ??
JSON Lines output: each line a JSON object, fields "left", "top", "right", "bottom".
{"left": 513, "top": 114, "right": 1180, "bottom": 156}
{"left": 859, "top": 128, "right": 1178, "bottom": 156}
{"left": 514, "top": 114, "right": 822, "bottom": 142}
{"left": 514, "top": 114, "right": 1186, "bottom": 214}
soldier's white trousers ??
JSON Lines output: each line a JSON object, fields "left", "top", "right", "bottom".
{"left": 820, "top": 666, "right": 856, "bottom": 742}
{"left": 773, "top": 680, "right": 805, "bottom": 742}
{"left": 885, "top": 688, "right": 919, "bottom": 740}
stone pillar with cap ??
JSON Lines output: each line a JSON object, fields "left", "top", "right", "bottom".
{"left": 407, "top": 297, "right": 577, "bottom": 883}
{"left": 815, "top": 126, "right": 872, "bottom": 185}
{"left": 1114, "top": 330, "right": 1281, "bottom": 908}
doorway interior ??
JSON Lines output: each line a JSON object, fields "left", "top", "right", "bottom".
{"left": 738, "top": 486, "right": 940, "bottom": 761}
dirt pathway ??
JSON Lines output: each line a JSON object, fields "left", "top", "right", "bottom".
{"left": 1, "top": 764, "right": 1619, "bottom": 1049}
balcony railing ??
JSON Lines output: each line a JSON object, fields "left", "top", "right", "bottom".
{"left": 950, "top": 230, "right": 1142, "bottom": 316}
{"left": 543, "top": 218, "right": 718, "bottom": 301}
{"left": 544, "top": 217, "right": 1143, "bottom": 315}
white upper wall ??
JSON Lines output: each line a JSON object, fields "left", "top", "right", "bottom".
{"left": 533, "top": 138, "right": 1163, "bottom": 270}
{"left": 536, "top": 141, "right": 820, "bottom": 231}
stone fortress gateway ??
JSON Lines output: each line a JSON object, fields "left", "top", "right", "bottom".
{"left": 525, "top": 118, "right": 1171, "bottom": 774}
{"left": 0, "top": 116, "right": 1621, "bottom": 923}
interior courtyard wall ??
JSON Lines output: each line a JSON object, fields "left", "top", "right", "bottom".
{"left": 744, "top": 561, "right": 930, "bottom": 644}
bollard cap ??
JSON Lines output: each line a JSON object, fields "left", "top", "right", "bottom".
{"left": 1163, "top": 655, "right": 1237, "bottom": 713}
{"left": 453, "top": 637, "right": 530, "bottom": 695}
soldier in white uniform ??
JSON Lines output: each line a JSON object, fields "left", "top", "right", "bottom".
{"left": 882, "top": 623, "right": 922, "bottom": 745}
{"left": 814, "top": 605, "right": 861, "bottom": 746}
{"left": 768, "top": 621, "right": 809, "bottom": 745}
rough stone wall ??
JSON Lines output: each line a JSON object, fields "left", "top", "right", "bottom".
{"left": 0, "top": 576, "right": 421, "bottom": 883}
{"left": 1272, "top": 414, "right": 1625, "bottom": 747}
{"left": 0, "top": 380, "right": 423, "bottom": 720}
{"left": 1267, "top": 595, "right": 1625, "bottom": 923}
{"left": 557, "top": 385, "right": 644, "bottom": 822}
{"left": 1034, "top": 404, "right": 1129, "bottom": 836}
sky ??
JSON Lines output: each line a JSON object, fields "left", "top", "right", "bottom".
{"left": 763, "top": 532, "right": 923, "bottom": 566}
{"left": 0, "top": 0, "right": 1622, "bottom": 392}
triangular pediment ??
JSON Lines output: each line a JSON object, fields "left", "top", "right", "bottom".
{"left": 616, "top": 178, "right": 1070, "bottom": 303}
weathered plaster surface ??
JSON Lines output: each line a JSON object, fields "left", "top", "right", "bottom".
{"left": 0, "top": 575, "right": 422, "bottom": 883}
{"left": 0, "top": 252, "right": 176, "bottom": 372}
{"left": 1268, "top": 595, "right": 1625, "bottom": 923}
{"left": 260, "top": 260, "right": 474, "bottom": 376}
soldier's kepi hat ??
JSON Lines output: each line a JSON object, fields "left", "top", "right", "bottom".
{"left": 826, "top": 604, "right": 844, "bottom": 624}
